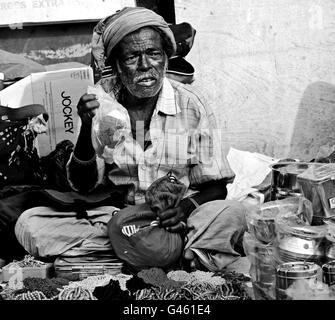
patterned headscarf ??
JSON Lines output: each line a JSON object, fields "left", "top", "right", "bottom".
{"left": 91, "top": 7, "right": 176, "bottom": 74}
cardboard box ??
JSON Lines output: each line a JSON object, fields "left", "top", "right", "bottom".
{"left": 0, "top": 67, "right": 94, "bottom": 156}
{"left": 2, "top": 263, "right": 54, "bottom": 282}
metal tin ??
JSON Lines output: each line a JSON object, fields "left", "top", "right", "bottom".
{"left": 270, "top": 162, "right": 311, "bottom": 201}
{"left": 275, "top": 262, "right": 321, "bottom": 300}
{"left": 276, "top": 226, "right": 325, "bottom": 264}
{"left": 297, "top": 163, "right": 335, "bottom": 224}
{"left": 322, "top": 260, "right": 335, "bottom": 285}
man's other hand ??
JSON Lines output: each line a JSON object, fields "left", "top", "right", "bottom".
{"left": 157, "top": 206, "right": 188, "bottom": 233}
{"left": 77, "top": 93, "right": 100, "bottom": 125}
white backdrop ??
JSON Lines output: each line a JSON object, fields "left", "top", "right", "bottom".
{"left": 175, "top": 0, "right": 335, "bottom": 161}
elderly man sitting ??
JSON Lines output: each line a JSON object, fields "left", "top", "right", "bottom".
{"left": 16, "top": 7, "right": 247, "bottom": 272}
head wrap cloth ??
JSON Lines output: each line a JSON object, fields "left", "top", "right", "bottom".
{"left": 91, "top": 7, "right": 176, "bottom": 72}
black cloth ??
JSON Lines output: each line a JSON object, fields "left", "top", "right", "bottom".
{"left": 0, "top": 185, "right": 127, "bottom": 260}
{"left": 93, "top": 276, "right": 152, "bottom": 301}
{"left": 124, "top": 276, "right": 152, "bottom": 292}
{"left": 93, "top": 280, "right": 132, "bottom": 301}
{"left": 39, "top": 139, "right": 74, "bottom": 191}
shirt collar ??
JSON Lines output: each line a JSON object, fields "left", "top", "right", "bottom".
{"left": 153, "top": 77, "right": 181, "bottom": 116}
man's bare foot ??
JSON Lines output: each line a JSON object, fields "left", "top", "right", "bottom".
{"left": 183, "top": 249, "right": 197, "bottom": 270}
{"left": 183, "top": 249, "right": 194, "bottom": 260}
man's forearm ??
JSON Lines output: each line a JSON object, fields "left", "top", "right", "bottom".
{"left": 74, "top": 123, "right": 95, "bottom": 160}
{"left": 68, "top": 123, "right": 98, "bottom": 193}
{"left": 180, "top": 179, "right": 228, "bottom": 217}
{"left": 191, "top": 179, "right": 227, "bottom": 205}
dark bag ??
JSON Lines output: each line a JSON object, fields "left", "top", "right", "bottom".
{"left": 167, "top": 22, "right": 197, "bottom": 84}
{"left": 0, "top": 104, "right": 48, "bottom": 188}
{"left": 108, "top": 203, "right": 184, "bottom": 272}
{"left": 108, "top": 174, "right": 187, "bottom": 271}
{"left": 169, "top": 22, "right": 196, "bottom": 58}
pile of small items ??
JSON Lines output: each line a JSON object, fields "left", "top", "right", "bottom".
{"left": 0, "top": 255, "right": 251, "bottom": 300}
{"left": 0, "top": 255, "right": 72, "bottom": 300}
{"left": 133, "top": 269, "right": 250, "bottom": 300}
{"left": 91, "top": 268, "right": 251, "bottom": 301}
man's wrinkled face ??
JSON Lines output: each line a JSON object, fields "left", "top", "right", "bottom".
{"left": 115, "top": 27, "right": 167, "bottom": 99}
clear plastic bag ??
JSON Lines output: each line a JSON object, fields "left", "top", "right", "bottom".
{"left": 243, "top": 232, "right": 278, "bottom": 299}
{"left": 273, "top": 197, "right": 327, "bottom": 266}
{"left": 246, "top": 197, "right": 314, "bottom": 244}
{"left": 246, "top": 204, "right": 276, "bottom": 244}
{"left": 87, "top": 85, "right": 130, "bottom": 163}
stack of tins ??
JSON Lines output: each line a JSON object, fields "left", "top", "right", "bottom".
{"left": 275, "top": 225, "right": 326, "bottom": 265}
{"left": 245, "top": 197, "right": 316, "bottom": 299}
{"left": 275, "top": 262, "right": 321, "bottom": 300}
{"left": 270, "top": 162, "right": 312, "bottom": 201}
{"left": 270, "top": 162, "right": 335, "bottom": 226}
{"left": 276, "top": 260, "right": 335, "bottom": 299}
